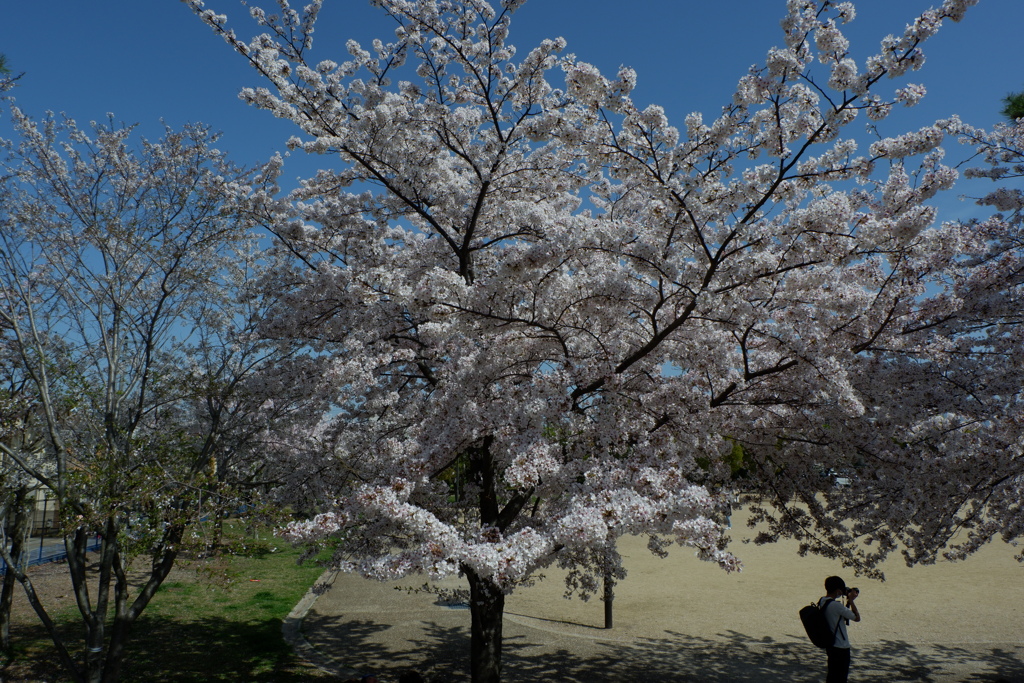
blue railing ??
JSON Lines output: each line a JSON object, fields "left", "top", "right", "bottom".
{"left": 0, "top": 536, "right": 102, "bottom": 575}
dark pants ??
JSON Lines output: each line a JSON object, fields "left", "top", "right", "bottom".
{"left": 826, "top": 646, "right": 851, "bottom": 683}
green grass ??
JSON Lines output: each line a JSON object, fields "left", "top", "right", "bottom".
{"left": 3, "top": 525, "right": 338, "bottom": 682}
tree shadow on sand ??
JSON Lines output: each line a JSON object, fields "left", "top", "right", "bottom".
{"left": 303, "top": 611, "right": 470, "bottom": 681}
{"left": 305, "top": 613, "right": 1024, "bottom": 683}
{"left": 507, "top": 632, "right": 1024, "bottom": 683}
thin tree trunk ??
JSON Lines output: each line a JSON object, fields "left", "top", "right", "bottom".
{"left": 0, "top": 487, "right": 31, "bottom": 649}
{"left": 83, "top": 520, "right": 120, "bottom": 683}
{"left": 100, "top": 552, "right": 132, "bottom": 683}
{"left": 603, "top": 533, "right": 615, "bottom": 629}
{"left": 101, "top": 525, "right": 182, "bottom": 683}
{"left": 465, "top": 566, "right": 505, "bottom": 683}
{"left": 603, "top": 566, "right": 614, "bottom": 630}
{"left": 11, "top": 568, "right": 83, "bottom": 682}
{"left": 0, "top": 548, "right": 11, "bottom": 651}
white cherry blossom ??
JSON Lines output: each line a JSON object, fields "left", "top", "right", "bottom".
{"left": 188, "top": 2, "right": 1020, "bottom": 681}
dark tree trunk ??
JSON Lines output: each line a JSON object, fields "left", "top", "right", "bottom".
{"left": 603, "top": 566, "right": 614, "bottom": 630}
{"left": 465, "top": 566, "right": 505, "bottom": 683}
{"left": 11, "top": 566, "right": 82, "bottom": 681}
{"left": 0, "top": 487, "right": 31, "bottom": 650}
{"left": 0, "top": 554, "right": 13, "bottom": 651}
{"left": 603, "top": 533, "right": 617, "bottom": 629}
{"left": 463, "top": 435, "right": 533, "bottom": 683}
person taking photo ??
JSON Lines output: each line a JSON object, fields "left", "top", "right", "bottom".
{"left": 819, "top": 576, "right": 861, "bottom": 683}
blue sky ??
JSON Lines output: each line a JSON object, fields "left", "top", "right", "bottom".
{"left": 2, "top": 1, "right": 1022, "bottom": 191}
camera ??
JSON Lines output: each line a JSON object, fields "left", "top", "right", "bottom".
{"left": 842, "top": 587, "right": 859, "bottom": 596}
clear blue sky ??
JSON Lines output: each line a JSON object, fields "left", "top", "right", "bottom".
{"left": 2, "top": 1, "right": 1022, "bottom": 187}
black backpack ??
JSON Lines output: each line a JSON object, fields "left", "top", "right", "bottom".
{"left": 799, "top": 598, "right": 842, "bottom": 648}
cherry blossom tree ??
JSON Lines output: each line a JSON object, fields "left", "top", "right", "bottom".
{"left": 189, "top": 1, "right": 1021, "bottom": 681}
{"left": 0, "top": 106, "right": 285, "bottom": 683}
{"left": 181, "top": 285, "right": 342, "bottom": 536}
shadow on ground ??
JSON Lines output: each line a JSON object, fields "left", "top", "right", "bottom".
{"left": 2, "top": 614, "right": 347, "bottom": 683}
{"left": 304, "top": 612, "right": 1024, "bottom": 683}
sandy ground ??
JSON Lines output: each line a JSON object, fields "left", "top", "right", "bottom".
{"left": 294, "top": 507, "right": 1024, "bottom": 682}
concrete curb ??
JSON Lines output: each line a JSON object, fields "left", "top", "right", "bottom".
{"left": 282, "top": 568, "right": 362, "bottom": 680}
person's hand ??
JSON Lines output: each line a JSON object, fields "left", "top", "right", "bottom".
{"left": 847, "top": 588, "right": 859, "bottom": 602}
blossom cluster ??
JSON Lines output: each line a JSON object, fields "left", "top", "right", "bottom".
{"left": 189, "top": 0, "right": 1021, "bottom": 617}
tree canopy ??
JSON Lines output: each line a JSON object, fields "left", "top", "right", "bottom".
{"left": 176, "top": 0, "right": 1018, "bottom": 680}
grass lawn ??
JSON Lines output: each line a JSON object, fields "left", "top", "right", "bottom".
{"left": 2, "top": 525, "right": 341, "bottom": 682}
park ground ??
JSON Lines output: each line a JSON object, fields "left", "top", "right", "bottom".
{"left": 294, "top": 506, "right": 1024, "bottom": 682}
{"left": 2, "top": 508, "right": 1020, "bottom": 682}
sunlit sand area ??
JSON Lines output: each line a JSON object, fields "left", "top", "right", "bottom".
{"left": 294, "top": 507, "right": 1024, "bottom": 682}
